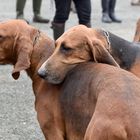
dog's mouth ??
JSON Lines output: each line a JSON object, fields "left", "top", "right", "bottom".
{"left": 44, "top": 73, "right": 63, "bottom": 84}
{"left": 38, "top": 69, "right": 64, "bottom": 84}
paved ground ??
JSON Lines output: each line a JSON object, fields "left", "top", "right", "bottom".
{"left": 0, "top": 0, "right": 140, "bottom": 140}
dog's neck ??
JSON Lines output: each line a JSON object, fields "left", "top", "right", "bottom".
{"left": 104, "top": 31, "right": 139, "bottom": 70}
{"left": 27, "top": 32, "right": 54, "bottom": 82}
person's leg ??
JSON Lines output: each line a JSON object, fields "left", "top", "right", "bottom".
{"left": 101, "top": 0, "right": 112, "bottom": 23}
{"left": 16, "top": 0, "right": 26, "bottom": 19}
{"left": 74, "top": 0, "right": 91, "bottom": 27}
{"left": 52, "top": 0, "right": 71, "bottom": 40}
{"left": 33, "top": 0, "right": 49, "bottom": 23}
{"left": 109, "top": 0, "right": 122, "bottom": 23}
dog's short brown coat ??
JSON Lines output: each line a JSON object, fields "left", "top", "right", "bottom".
{"left": 0, "top": 19, "right": 65, "bottom": 140}
{"left": 62, "top": 63, "right": 140, "bottom": 140}
{"left": 40, "top": 61, "right": 140, "bottom": 140}
{"left": 38, "top": 25, "right": 140, "bottom": 139}
{"left": 38, "top": 25, "right": 140, "bottom": 84}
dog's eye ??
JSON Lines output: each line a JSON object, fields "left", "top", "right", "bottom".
{"left": 60, "top": 44, "right": 72, "bottom": 52}
{"left": 0, "top": 35, "right": 4, "bottom": 41}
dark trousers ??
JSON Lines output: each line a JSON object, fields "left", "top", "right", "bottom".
{"left": 101, "top": 0, "right": 116, "bottom": 13}
{"left": 16, "top": 0, "right": 42, "bottom": 15}
{"left": 53, "top": 0, "right": 91, "bottom": 25}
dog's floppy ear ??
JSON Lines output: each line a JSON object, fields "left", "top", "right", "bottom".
{"left": 12, "top": 36, "right": 33, "bottom": 80}
{"left": 87, "top": 38, "right": 119, "bottom": 67}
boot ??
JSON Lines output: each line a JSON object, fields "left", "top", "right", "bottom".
{"left": 16, "top": 0, "right": 26, "bottom": 18}
{"left": 33, "top": 14, "right": 49, "bottom": 23}
{"left": 109, "top": 0, "right": 122, "bottom": 23}
{"left": 83, "top": 22, "right": 91, "bottom": 28}
{"left": 101, "top": 0, "right": 112, "bottom": 23}
{"left": 131, "top": 0, "right": 140, "bottom": 5}
{"left": 51, "top": 22, "right": 65, "bottom": 40}
{"left": 33, "top": 0, "right": 49, "bottom": 23}
{"left": 16, "top": 0, "right": 29, "bottom": 23}
{"left": 109, "top": 12, "right": 122, "bottom": 23}
{"left": 102, "top": 13, "right": 112, "bottom": 23}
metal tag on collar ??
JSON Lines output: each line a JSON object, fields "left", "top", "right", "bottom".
{"left": 33, "top": 30, "right": 40, "bottom": 47}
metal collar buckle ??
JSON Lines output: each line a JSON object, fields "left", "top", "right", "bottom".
{"left": 102, "top": 29, "right": 111, "bottom": 51}
{"left": 33, "top": 30, "right": 40, "bottom": 47}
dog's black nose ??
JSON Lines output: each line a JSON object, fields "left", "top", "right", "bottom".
{"left": 38, "top": 69, "right": 46, "bottom": 79}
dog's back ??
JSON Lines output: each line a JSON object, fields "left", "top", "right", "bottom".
{"left": 60, "top": 63, "right": 140, "bottom": 140}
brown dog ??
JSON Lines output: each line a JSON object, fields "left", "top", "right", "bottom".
{"left": 0, "top": 19, "right": 99, "bottom": 140}
{"left": 38, "top": 25, "right": 140, "bottom": 83}
{"left": 81, "top": 63, "right": 140, "bottom": 140}
{"left": 0, "top": 19, "right": 65, "bottom": 140}
{"left": 133, "top": 18, "right": 140, "bottom": 42}
{"left": 39, "top": 61, "right": 140, "bottom": 140}
{"left": 37, "top": 25, "right": 140, "bottom": 139}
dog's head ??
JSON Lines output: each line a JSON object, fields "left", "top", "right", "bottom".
{"left": 38, "top": 25, "right": 119, "bottom": 84}
{"left": 0, "top": 19, "right": 39, "bottom": 80}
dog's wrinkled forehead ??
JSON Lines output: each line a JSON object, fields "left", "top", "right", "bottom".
{"left": 64, "top": 25, "right": 90, "bottom": 38}
{"left": 56, "top": 25, "right": 91, "bottom": 47}
{"left": 0, "top": 19, "right": 27, "bottom": 25}
{"left": 0, "top": 20, "right": 29, "bottom": 37}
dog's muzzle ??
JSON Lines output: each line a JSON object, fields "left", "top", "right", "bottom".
{"left": 38, "top": 68, "right": 63, "bottom": 84}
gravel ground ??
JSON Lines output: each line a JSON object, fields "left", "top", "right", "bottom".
{"left": 0, "top": 0, "right": 140, "bottom": 140}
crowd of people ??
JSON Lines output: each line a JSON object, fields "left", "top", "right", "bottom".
{"left": 15, "top": 0, "right": 139, "bottom": 40}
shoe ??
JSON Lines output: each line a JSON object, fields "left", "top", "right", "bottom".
{"left": 83, "top": 22, "right": 91, "bottom": 28}
{"left": 102, "top": 13, "right": 112, "bottom": 23}
{"left": 131, "top": 2, "right": 140, "bottom": 5}
{"left": 33, "top": 14, "right": 49, "bottom": 23}
{"left": 16, "top": 14, "right": 29, "bottom": 24}
{"left": 131, "top": 0, "right": 140, "bottom": 5}
{"left": 109, "top": 13, "right": 122, "bottom": 23}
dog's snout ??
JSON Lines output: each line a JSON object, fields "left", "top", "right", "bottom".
{"left": 38, "top": 68, "right": 47, "bottom": 79}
